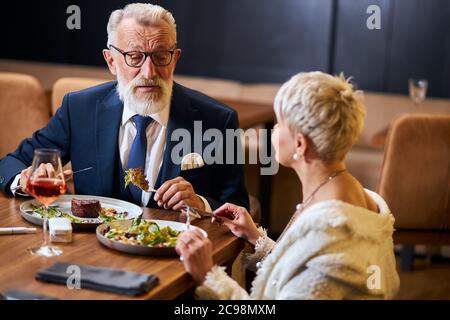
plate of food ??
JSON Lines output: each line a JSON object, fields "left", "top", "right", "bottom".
{"left": 20, "top": 194, "right": 142, "bottom": 231}
{"left": 96, "top": 216, "right": 207, "bottom": 256}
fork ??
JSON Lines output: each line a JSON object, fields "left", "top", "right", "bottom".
{"left": 145, "top": 186, "right": 157, "bottom": 193}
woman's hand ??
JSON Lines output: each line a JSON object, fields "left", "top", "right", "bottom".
{"left": 213, "top": 203, "right": 261, "bottom": 246}
{"left": 175, "top": 229, "right": 214, "bottom": 285}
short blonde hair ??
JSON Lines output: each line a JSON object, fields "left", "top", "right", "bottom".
{"left": 274, "top": 71, "right": 366, "bottom": 163}
{"left": 107, "top": 3, "right": 177, "bottom": 47}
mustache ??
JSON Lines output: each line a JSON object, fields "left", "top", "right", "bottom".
{"left": 115, "top": 70, "right": 172, "bottom": 105}
{"left": 131, "top": 77, "right": 162, "bottom": 89}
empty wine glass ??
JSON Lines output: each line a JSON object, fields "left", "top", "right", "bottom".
{"left": 26, "top": 149, "right": 66, "bottom": 257}
{"left": 409, "top": 79, "right": 428, "bottom": 105}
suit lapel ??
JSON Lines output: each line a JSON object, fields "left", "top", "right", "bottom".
{"left": 95, "top": 85, "right": 124, "bottom": 197}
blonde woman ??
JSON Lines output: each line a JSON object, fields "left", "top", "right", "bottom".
{"left": 176, "top": 71, "right": 400, "bottom": 299}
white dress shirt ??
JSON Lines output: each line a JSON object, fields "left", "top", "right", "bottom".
{"left": 12, "top": 101, "right": 211, "bottom": 211}
{"left": 119, "top": 103, "right": 168, "bottom": 207}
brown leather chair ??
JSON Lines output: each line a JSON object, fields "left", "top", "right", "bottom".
{"left": 52, "top": 77, "right": 109, "bottom": 115}
{"left": 51, "top": 77, "right": 109, "bottom": 193}
{"left": 377, "top": 113, "right": 450, "bottom": 271}
{"left": 0, "top": 72, "right": 50, "bottom": 158}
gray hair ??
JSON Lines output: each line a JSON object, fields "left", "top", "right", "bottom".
{"left": 106, "top": 3, "right": 177, "bottom": 47}
{"left": 274, "top": 71, "right": 366, "bottom": 163}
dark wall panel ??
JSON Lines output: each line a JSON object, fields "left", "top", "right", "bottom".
{"left": 0, "top": 0, "right": 448, "bottom": 97}
{"left": 442, "top": 4, "right": 450, "bottom": 98}
{"left": 333, "top": 0, "right": 392, "bottom": 92}
{"left": 69, "top": 0, "right": 115, "bottom": 66}
{"left": 387, "top": 0, "right": 450, "bottom": 97}
{"left": 1, "top": 1, "right": 72, "bottom": 63}
{"left": 69, "top": 0, "right": 192, "bottom": 67}
{"left": 181, "top": 0, "right": 333, "bottom": 83}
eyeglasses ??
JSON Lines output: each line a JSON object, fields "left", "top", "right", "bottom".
{"left": 109, "top": 44, "right": 176, "bottom": 68}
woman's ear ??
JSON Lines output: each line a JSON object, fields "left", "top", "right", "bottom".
{"left": 295, "top": 132, "right": 308, "bottom": 157}
{"left": 103, "top": 49, "right": 117, "bottom": 76}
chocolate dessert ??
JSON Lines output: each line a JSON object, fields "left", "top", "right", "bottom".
{"left": 71, "top": 199, "right": 101, "bottom": 218}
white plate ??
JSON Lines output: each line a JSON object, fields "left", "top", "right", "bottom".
{"left": 20, "top": 194, "right": 142, "bottom": 231}
{"left": 96, "top": 219, "right": 207, "bottom": 256}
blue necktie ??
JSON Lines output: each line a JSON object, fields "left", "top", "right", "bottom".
{"left": 127, "top": 115, "right": 153, "bottom": 204}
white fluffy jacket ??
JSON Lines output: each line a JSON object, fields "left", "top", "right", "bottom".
{"left": 196, "top": 189, "right": 400, "bottom": 299}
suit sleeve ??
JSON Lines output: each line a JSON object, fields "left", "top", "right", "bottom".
{"left": 204, "top": 110, "right": 249, "bottom": 210}
{"left": 0, "top": 94, "right": 72, "bottom": 195}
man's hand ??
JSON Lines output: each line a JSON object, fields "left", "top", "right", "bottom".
{"left": 154, "top": 176, "right": 205, "bottom": 211}
{"left": 19, "top": 164, "right": 73, "bottom": 192}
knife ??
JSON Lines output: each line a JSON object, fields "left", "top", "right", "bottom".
{"left": 0, "top": 227, "right": 37, "bottom": 235}
{"left": 11, "top": 166, "right": 94, "bottom": 193}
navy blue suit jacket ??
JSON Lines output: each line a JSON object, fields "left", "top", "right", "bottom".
{"left": 0, "top": 81, "right": 249, "bottom": 210}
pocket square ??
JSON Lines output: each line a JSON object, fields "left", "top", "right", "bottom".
{"left": 181, "top": 153, "right": 204, "bottom": 171}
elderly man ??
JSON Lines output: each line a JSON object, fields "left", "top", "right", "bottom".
{"left": 0, "top": 3, "right": 249, "bottom": 211}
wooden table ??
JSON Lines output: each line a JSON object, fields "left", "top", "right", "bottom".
{"left": 0, "top": 194, "right": 244, "bottom": 300}
{"left": 220, "top": 99, "right": 275, "bottom": 130}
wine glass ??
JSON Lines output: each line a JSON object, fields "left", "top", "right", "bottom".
{"left": 409, "top": 78, "right": 428, "bottom": 106}
{"left": 26, "top": 149, "right": 66, "bottom": 257}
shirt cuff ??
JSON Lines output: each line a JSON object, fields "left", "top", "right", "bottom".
{"left": 10, "top": 174, "right": 29, "bottom": 197}
{"left": 197, "top": 195, "right": 212, "bottom": 212}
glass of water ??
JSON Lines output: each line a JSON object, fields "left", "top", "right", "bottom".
{"left": 408, "top": 78, "right": 428, "bottom": 105}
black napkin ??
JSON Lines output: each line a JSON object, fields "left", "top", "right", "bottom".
{"left": 3, "top": 289, "right": 58, "bottom": 300}
{"left": 36, "top": 262, "right": 159, "bottom": 296}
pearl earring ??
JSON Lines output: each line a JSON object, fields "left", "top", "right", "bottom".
{"left": 292, "top": 153, "right": 299, "bottom": 161}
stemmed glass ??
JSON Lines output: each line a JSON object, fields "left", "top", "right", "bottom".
{"left": 409, "top": 78, "right": 428, "bottom": 106}
{"left": 26, "top": 149, "right": 66, "bottom": 257}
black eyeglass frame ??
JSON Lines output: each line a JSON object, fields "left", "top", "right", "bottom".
{"left": 108, "top": 44, "right": 177, "bottom": 68}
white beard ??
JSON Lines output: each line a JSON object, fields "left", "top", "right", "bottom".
{"left": 116, "top": 72, "right": 173, "bottom": 115}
